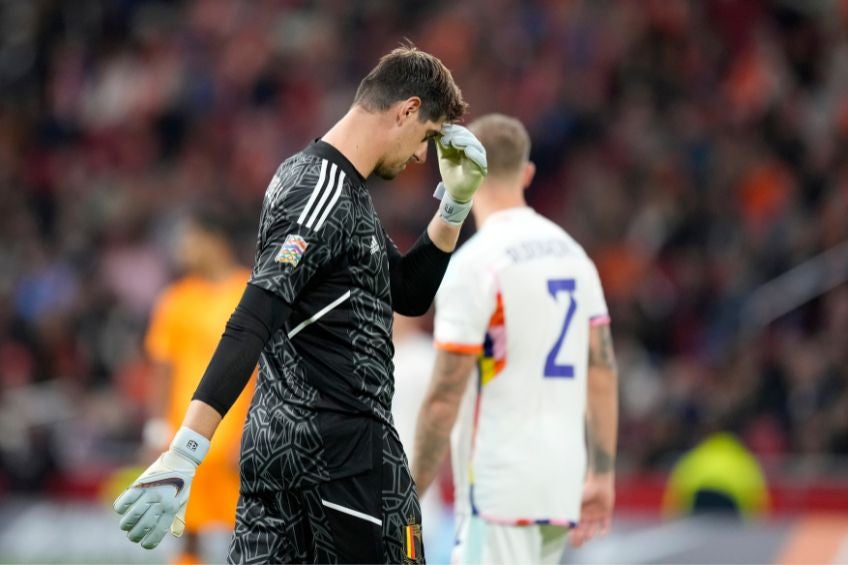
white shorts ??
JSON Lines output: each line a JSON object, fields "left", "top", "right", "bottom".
{"left": 451, "top": 514, "right": 568, "bottom": 565}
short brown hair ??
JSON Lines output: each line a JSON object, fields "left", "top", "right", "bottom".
{"left": 354, "top": 45, "right": 467, "bottom": 122}
{"left": 468, "top": 114, "right": 531, "bottom": 177}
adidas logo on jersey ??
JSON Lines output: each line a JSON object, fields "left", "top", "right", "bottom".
{"left": 370, "top": 235, "right": 380, "bottom": 255}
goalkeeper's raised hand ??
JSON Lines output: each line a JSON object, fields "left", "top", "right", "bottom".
{"left": 434, "top": 123, "right": 487, "bottom": 225}
{"left": 113, "top": 427, "right": 209, "bottom": 549}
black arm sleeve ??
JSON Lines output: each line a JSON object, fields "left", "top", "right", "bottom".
{"left": 387, "top": 230, "right": 453, "bottom": 317}
{"left": 192, "top": 283, "right": 291, "bottom": 416}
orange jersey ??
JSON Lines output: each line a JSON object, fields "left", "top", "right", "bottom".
{"left": 145, "top": 269, "right": 254, "bottom": 529}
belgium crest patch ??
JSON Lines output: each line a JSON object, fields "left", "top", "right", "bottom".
{"left": 403, "top": 521, "right": 423, "bottom": 564}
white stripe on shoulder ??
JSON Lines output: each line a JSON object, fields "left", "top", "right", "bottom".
{"left": 297, "top": 159, "right": 329, "bottom": 226}
{"left": 305, "top": 163, "right": 339, "bottom": 229}
{"left": 313, "top": 170, "right": 346, "bottom": 230}
{"left": 288, "top": 290, "right": 351, "bottom": 339}
{"left": 320, "top": 499, "right": 382, "bottom": 526}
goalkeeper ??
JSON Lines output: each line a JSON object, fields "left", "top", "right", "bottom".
{"left": 114, "top": 45, "right": 486, "bottom": 565}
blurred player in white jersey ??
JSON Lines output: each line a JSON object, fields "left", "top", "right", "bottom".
{"left": 390, "top": 314, "right": 452, "bottom": 563}
{"left": 412, "top": 114, "right": 619, "bottom": 564}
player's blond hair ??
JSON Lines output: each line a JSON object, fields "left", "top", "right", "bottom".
{"left": 468, "top": 114, "right": 531, "bottom": 178}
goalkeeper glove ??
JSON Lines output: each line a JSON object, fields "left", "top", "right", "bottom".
{"left": 434, "top": 123, "right": 488, "bottom": 225}
{"left": 113, "top": 427, "right": 209, "bottom": 549}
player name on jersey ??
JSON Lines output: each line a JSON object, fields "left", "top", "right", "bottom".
{"left": 505, "top": 238, "right": 571, "bottom": 263}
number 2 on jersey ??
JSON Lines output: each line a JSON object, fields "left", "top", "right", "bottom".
{"left": 544, "top": 278, "right": 577, "bottom": 378}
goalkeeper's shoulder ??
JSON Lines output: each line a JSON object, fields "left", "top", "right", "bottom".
{"left": 261, "top": 153, "right": 354, "bottom": 235}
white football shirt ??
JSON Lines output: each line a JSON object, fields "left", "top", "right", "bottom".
{"left": 434, "top": 207, "right": 609, "bottom": 525}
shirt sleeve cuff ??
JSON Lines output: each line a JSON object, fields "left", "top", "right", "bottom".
{"left": 589, "top": 314, "right": 611, "bottom": 326}
{"left": 434, "top": 340, "right": 484, "bottom": 355}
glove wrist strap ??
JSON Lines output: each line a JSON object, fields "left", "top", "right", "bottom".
{"left": 170, "top": 426, "right": 210, "bottom": 465}
{"left": 434, "top": 183, "right": 473, "bottom": 226}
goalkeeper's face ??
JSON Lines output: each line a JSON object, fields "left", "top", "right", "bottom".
{"left": 375, "top": 114, "right": 443, "bottom": 180}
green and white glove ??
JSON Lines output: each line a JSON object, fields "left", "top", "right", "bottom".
{"left": 114, "top": 427, "right": 209, "bottom": 549}
{"left": 435, "top": 123, "right": 488, "bottom": 225}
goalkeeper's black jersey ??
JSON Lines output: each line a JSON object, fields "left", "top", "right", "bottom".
{"left": 241, "top": 140, "right": 401, "bottom": 491}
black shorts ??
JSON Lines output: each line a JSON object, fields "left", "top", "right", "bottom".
{"left": 227, "top": 423, "right": 424, "bottom": 564}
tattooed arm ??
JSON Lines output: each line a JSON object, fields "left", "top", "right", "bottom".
{"left": 411, "top": 350, "right": 477, "bottom": 496}
{"left": 587, "top": 323, "right": 618, "bottom": 475}
{"left": 571, "top": 322, "right": 619, "bottom": 548}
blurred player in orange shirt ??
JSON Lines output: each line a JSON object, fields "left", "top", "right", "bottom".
{"left": 143, "top": 207, "right": 255, "bottom": 564}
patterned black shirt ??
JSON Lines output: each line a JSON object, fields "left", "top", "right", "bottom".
{"left": 241, "top": 141, "right": 401, "bottom": 491}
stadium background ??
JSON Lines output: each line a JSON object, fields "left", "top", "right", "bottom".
{"left": 0, "top": 0, "right": 847, "bottom": 562}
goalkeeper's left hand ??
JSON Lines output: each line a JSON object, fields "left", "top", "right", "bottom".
{"left": 113, "top": 427, "right": 209, "bottom": 549}
{"left": 436, "top": 123, "right": 487, "bottom": 202}
{"left": 434, "top": 123, "right": 487, "bottom": 225}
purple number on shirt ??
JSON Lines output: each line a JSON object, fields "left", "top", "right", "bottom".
{"left": 544, "top": 278, "right": 576, "bottom": 378}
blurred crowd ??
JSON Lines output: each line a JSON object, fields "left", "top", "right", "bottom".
{"left": 1, "top": 0, "right": 847, "bottom": 495}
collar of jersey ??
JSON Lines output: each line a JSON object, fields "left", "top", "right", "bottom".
{"left": 482, "top": 206, "right": 535, "bottom": 227}
{"left": 305, "top": 140, "right": 366, "bottom": 185}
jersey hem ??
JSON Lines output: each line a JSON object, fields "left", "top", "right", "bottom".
{"left": 474, "top": 511, "right": 578, "bottom": 529}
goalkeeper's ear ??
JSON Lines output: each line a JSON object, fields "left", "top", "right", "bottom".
{"left": 396, "top": 96, "right": 422, "bottom": 125}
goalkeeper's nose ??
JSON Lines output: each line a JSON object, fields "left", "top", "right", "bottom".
{"left": 412, "top": 140, "right": 428, "bottom": 164}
